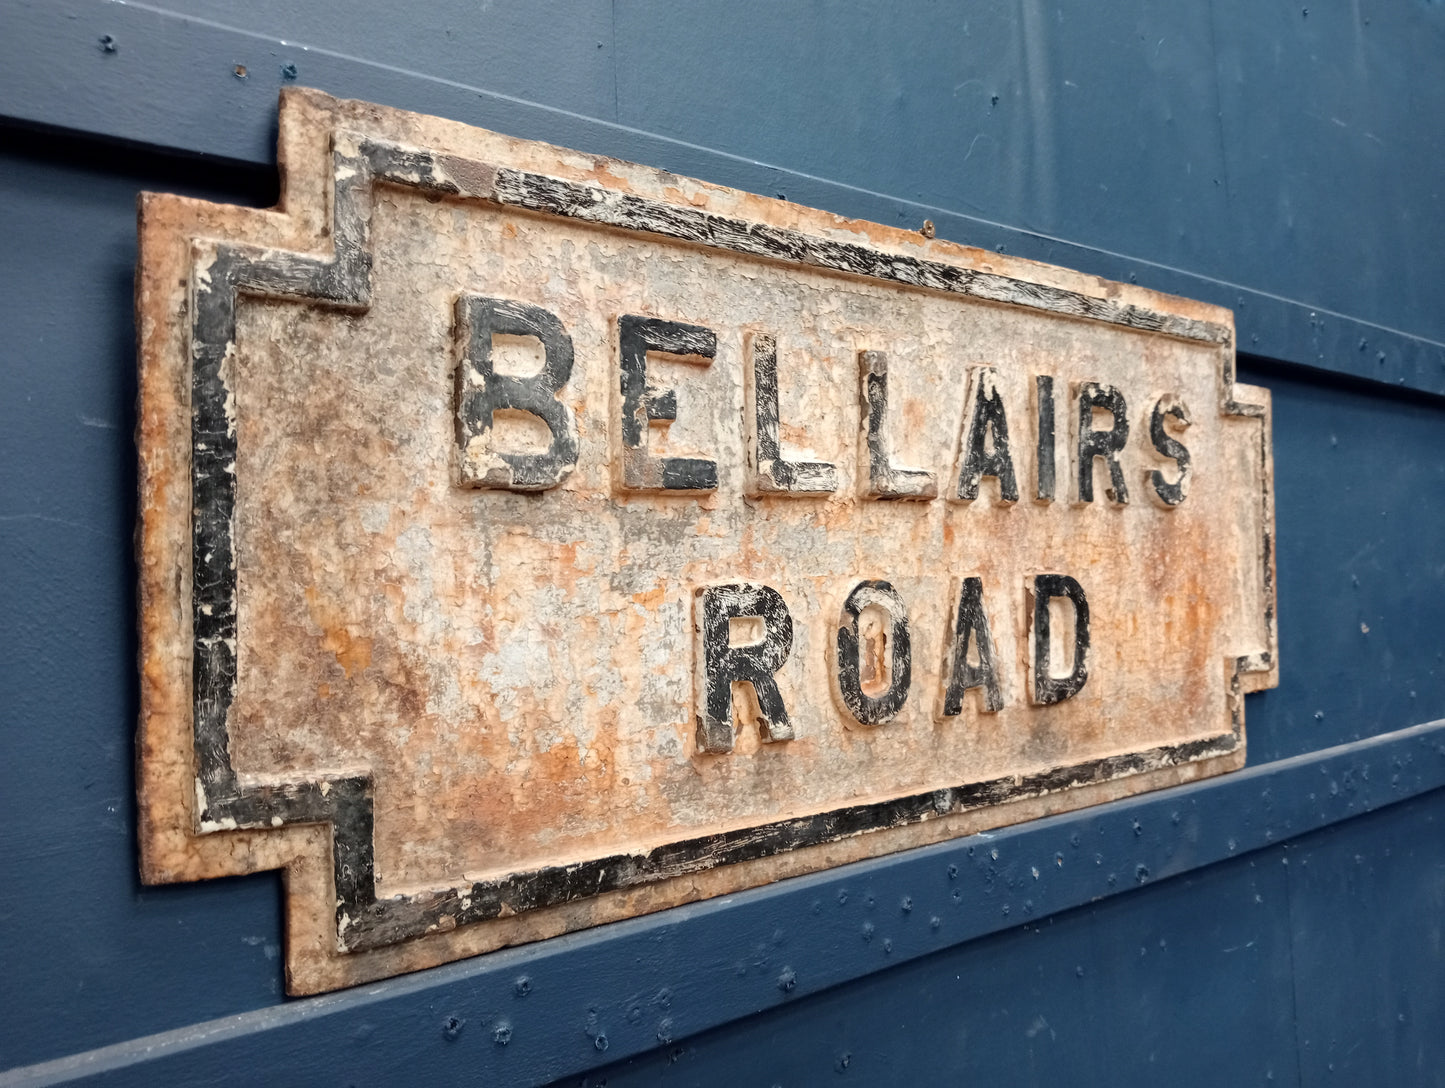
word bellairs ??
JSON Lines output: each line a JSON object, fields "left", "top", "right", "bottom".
{"left": 455, "top": 303, "right": 1194, "bottom": 508}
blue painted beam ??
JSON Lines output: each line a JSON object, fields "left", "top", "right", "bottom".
{"left": 578, "top": 789, "right": 1445, "bottom": 1087}
{"left": 2, "top": 0, "right": 1443, "bottom": 396}
{"left": 6, "top": 720, "right": 1443, "bottom": 1088}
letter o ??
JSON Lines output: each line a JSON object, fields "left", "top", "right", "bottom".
{"left": 831, "top": 580, "right": 912, "bottom": 725}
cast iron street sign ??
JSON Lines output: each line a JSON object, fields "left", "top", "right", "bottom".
{"left": 136, "top": 89, "right": 1277, "bottom": 993}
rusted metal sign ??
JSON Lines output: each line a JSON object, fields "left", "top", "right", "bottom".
{"left": 136, "top": 89, "right": 1277, "bottom": 994}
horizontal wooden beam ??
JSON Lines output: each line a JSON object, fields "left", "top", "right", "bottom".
{"left": 10, "top": 718, "right": 1445, "bottom": 1087}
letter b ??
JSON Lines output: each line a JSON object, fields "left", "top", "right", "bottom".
{"left": 455, "top": 295, "right": 579, "bottom": 491}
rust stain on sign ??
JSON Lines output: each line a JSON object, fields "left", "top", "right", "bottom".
{"left": 135, "top": 89, "right": 1277, "bottom": 994}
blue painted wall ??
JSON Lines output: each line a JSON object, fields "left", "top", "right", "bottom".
{"left": 0, "top": 131, "right": 287, "bottom": 1067}
{"left": 2, "top": 2, "right": 1443, "bottom": 1084}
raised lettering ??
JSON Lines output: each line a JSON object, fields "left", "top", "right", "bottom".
{"left": 745, "top": 332, "right": 838, "bottom": 496}
{"left": 937, "top": 576, "right": 1003, "bottom": 716}
{"left": 454, "top": 296, "right": 578, "bottom": 491}
{"left": 617, "top": 315, "right": 718, "bottom": 492}
{"left": 832, "top": 580, "right": 913, "bottom": 725}
{"left": 1028, "top": 573, "right": 1090, "bottom": 705}
{"left": 693, "top": 583, "right": 795, "bottom": 753}
{"left": 858, "top": 350, "right": 938, "bottom": 500}
{"left": 953, "top": 366, "right": 1019, "bottom": 503}
{"left": 1075, "top": 382, "right": 1129, "bottom": 504}
{"left": 1147, "top": 394, "right": 1192, "bottom": 507}
{"left": 1035, "top": 374, "right": 1056, "bottom": 503}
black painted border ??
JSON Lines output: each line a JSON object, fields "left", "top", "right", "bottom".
{"left": 188, "top": 129, "right": 1271, "bottom": 954}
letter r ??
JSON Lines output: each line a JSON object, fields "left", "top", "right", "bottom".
{"left": 693, "top": 583, "right": 795, "bottom": 753}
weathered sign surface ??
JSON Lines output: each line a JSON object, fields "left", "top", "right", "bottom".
{"left": 136, "top": 89, "right": 1277, "bottom": 994}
